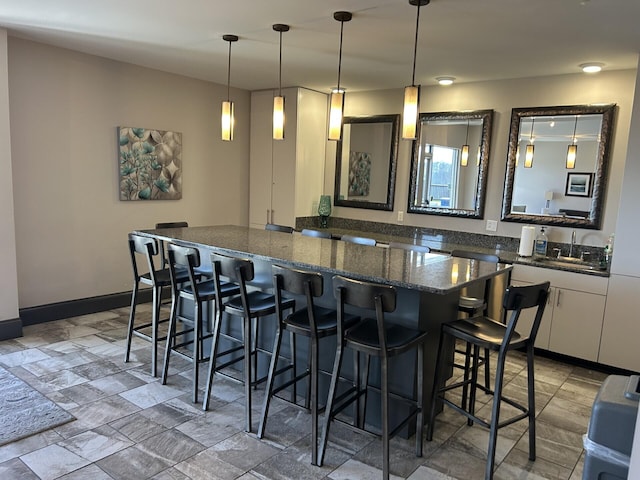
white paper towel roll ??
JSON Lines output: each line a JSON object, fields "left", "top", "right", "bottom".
{"left": 518, "top": 226, "right": 536, "bottom": 257}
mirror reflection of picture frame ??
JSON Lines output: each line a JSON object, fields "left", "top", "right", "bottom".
{"left": 565, "top": 172, "right": 593, "bottom": 197}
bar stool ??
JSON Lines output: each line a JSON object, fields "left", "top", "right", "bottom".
{"left": 427, "top": 281, "right": 550, "bottom": 480}
{"left": 161, "top": 243, "right": 240, "bottom": 403}
{"left": 341, "top": 234, "right": 377, "bottom": 246}
{"left": 451, "top": 249, "right": 500, "bottom": 391}
{"left": 388, "top": 241, "right": 430, "bottom": 253}
{"left": 125, "top": 234, "right": 189, "bottom": 377}
{"left": 257, "top": 265, "right": 359, "bottom": 465}
{"left": 155, "top": 221, "right": 188, "bottom": 269}
{"left": 318, "top": 275, "right": 428, "bottom": 480}
{"left": 265, "top": 223, "right": 294, "bottom": 233}
{"left": 301, "top": 228, "right": 332, "bottom": 239}
{"left": 202, "top": 252, "right": 295, "bottom": 433}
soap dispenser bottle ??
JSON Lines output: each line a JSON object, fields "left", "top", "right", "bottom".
{"left": 534, "top": 227, "right": 548, "bottom": 256}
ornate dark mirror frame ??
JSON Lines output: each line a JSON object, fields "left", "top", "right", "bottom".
{"left": 333, "top": 114, "right": 399, "bottom": 211}
{"left": 407, "top": 109, "right": 494, "bottom": 218}
{"left": 501, "top": 104, "right": 616, "bottom": 229}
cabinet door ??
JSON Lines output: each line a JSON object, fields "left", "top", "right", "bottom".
{"left": 599, "top": 274, "right": 640, "bottom": 371}
{"left": 510, "top": 281, "right": 554, "bottom": 350}
{"left": 249, "top": 90, "right": 276, "bottom": 229}
{"left": 548, "top": 288, "right": 605, "bottom": 361}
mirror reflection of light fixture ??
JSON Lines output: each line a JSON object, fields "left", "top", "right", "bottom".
{"left": 402, "top": 0, "right": 430, "bottom": 140}
{"left": 566, "top": 115, "right": 578, "bottom": 169}
{"left": 451, "top": 263, "right": 459, "bottom": 284}
{"left": 476, "top": 145, "right": 481, "bottom": 166}
{"left": 272, "top": 24, "right": 289, "bottom": 140}
{"left": 460, "top": 119, "right": 470, "bottom": 166}
{"left": 328, "top": 11, "right": 352, "bottom": 141}
{"left": 524, "top": 118, "right": 535, "bottom": 168}
{"left": 221, "top": 34, "right": 238, "bottom": 142}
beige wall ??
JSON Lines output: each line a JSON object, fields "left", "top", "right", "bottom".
{"left": 0, "top": 30, "right": 19, "bottom": 321}
{"left": 8, "top": 38, "right": 250, "bottom": 309}
{"left": 325, "top": 70, "right": 636, "bottom": 248}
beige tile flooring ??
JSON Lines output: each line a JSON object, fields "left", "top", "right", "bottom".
{"left": 0, "top": 305, "right": 607, "bottom": 479}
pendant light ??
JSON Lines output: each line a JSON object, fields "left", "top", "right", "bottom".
{"left": 566, "top": 115, "right": 578, "bottom": 169}
{"left": 524, "top": 118, "right": 535, "bottom": 168}
{"left": 460, "top": 119, "right": 470, "bottom": 167}
{"left": 221, "top": 34, "right": 238, "bottom": 141}
{"left": 402, "top": 0, "right": 430, "bottom": 140}
{"left": 328, "top": 11, "right": 352, "bottom": 141}
{"left": 272, "top": 24, "right": 289, "bottom": 140}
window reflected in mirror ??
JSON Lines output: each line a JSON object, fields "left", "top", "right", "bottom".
{"left": 502, "top": 104, "right": 616, "bottom": 229}
{"left": 408, "top": 110, "right": 494, "bottom": 218}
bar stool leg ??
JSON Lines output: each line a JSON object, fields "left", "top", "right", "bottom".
{"left": 192, "top": 301, "right": 201, "bottom": 403}
{"left": 381, "top": 355, "right": 390, "bottom": 480}
{"left": 486, "top": 351, "right": 506, "bottom": 480}
{"left": 318, "top": 339, "right": 345, "bottom": 466}
{"left": 527, "top": 345, "right": 536, "bottom": 461}
{"left": 151, "top": 284, "right": 163, "bottom": 377}
{"left": 415, "top": 343, "right": 424, "bottom": 457}
{"left": 125, "top": 283, "right": 139, "bottom": 363}
{"left": 426, "top": 329, "right": 446, "bottom": 442}
{"left": 161, "top": 294, "right": 178, "bottom": 385}
{"left": 203, "top": 308, "right": 223, "bottom": 411}
{"left": 310, "top": 334, "right": 319, "bottom": 466}
{"left": 243, "top": 313, "right": 253, "bottom": 432}
{"left": 258, "top": 320, "right": 284, "bottom": 439}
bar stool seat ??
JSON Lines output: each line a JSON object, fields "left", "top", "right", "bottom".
{"left": 257, "top": 265, "right": 359, "bottom": 465}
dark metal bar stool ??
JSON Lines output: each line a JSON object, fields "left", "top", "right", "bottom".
{"left": 257, "top": 265, "right": 359, "bottom": 465}
{"left": 427, "top": 281, "right": 550, "bottom": 480}
{"left": 318, "top": 275, "right": 428, "bottom": 480}
{"left": 265, "top": 223, "right": 294, "bottom": 233}
{"left": 125, "top": 234, "right": 189, "bottom": 377}
{"left": 340, "top": 234, "right": 377, "bottom": 246}
{"left": 451, "top": 249, "right": 500, "bottom": 391}
{"left": 161, "top": 243, "right": 240, "bottom": 403}
{"left": 301, "top": 228, "right": 332, "bottom": 239}
{"left": 202, "top": 252, "right": 295, "bottom": 433}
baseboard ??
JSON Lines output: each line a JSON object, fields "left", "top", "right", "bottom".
{"left": 0, "top": 317, "right": 23, "bottom": 341}
{"left": 19, "top": 290, "right": 152, "bottom": 327}
{"left": 534, "top": 348, "right": 636, "bottom": 376}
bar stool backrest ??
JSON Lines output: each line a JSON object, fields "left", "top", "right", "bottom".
{"left": 501, "top": 282, "right": 550, "bottom": 347}
{"left": 333, "top": 276, "right": 396, "bottom": 351}
{"left": 301, "top": 229, "right": 332, "bottom": 239}
{"left": 167, "top": 243, "right": 201, "bottom": 298}
{"left": 155, "top": 222, "right": 189, "bottom": 268}
{"left": 272, "top": 265, "right": 323, "bottom": 332}
{"left": 210, "top": 251, "right": 254, "bottom": 312}
{"left": 341, "top": 235, "right": 377, "bottom": 246}
{"left": 128, "top": 234, "right": 161, "bottom": 285}
{"left": 265, "top": 223, "right": 294, "bottom": 233}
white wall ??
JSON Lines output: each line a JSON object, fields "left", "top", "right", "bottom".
{"left": 0, "top": 29, "right": 19, "bottom": 322}
{"left": 324, "top": 70, "right": 636, "bottom": 248}
{"left": 9, "top": 38, "right": 250, "bottom": 309}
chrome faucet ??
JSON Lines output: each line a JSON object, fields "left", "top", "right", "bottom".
{"left": 568, "top": 230, "right": 577, "bottom": 257}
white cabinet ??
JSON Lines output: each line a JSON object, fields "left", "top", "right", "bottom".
{"left": 249, "top": 87, "right": 328, "bottom": 229}
{"left": 511, "top": 265, "right": 608, "bottom": 362}
{"left": 599, "top": 274, "right": 640, "bottom": 371}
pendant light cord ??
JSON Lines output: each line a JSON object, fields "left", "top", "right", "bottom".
{"left": 278, "top": 30, "right": 283, "bottom": 96}
{"left": 336, "top": 20, "right": 345, "bottom": 91}
{"left": 465, "top": 119, "right": 470, "bottom": 144}
{"left": 226, "top": 40, "right": 232, "bottom": 101}
{"left": 411, "top": 2, "right": 421, "bottom": 86}
{"left": 571, "top": 116, "right": 578, "bottom": 143}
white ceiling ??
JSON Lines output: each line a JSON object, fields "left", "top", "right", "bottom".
{"left": 1, "top": 0, "right": 639, "bottom": 93}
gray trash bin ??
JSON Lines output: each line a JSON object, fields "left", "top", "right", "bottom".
{"left": 583, "top": 375, "right": 639, "bottom": 480}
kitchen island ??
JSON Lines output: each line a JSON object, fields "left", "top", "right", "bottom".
{"left": 134, "top": 225, "right": 512, "bottom": 430}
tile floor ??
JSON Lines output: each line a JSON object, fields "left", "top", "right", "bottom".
{"left": 0, "top": 304, "right": 607, "bottom": 479}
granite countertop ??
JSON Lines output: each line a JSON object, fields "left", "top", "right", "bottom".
{"left": 135, "top": 225, "right": 512, "bottom": 295}
{"left": 310, "top": 226, "right": 610, "bottom": 278}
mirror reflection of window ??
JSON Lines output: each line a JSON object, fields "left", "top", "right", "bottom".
{"left": 408, "top": 110, "right": 493, "bottom": 219}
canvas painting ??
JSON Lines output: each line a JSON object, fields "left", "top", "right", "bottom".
{"left": 348, "top": 151, "right": 371, "bottom": 197}
{"left": 119, "top": 127, "right": 182, "bottom": 200}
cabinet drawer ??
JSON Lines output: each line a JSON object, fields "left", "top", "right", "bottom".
{"left": 511, "top": 264, "right": 608, "bottom": 295}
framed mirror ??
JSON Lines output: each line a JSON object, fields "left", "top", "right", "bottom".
{"left": 334, "top": 114, "right": 399, "bottom": 211}
{"left": 502, "top": 104, "right": 616, "bottom": 229}
{"left": 408, "top": 110, "right": 494, "bottom": 218}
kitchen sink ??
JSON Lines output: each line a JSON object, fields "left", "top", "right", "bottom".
{"left": 532, "top": 255, "right": 600, "bottom": 271}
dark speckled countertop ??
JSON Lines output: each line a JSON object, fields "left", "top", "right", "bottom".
{"left": 135, "top": 225, "right": 512, "bottom": 294}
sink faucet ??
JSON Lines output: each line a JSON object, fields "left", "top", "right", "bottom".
{"left": 569, "top": 230, "right": 577, "bottom": 257}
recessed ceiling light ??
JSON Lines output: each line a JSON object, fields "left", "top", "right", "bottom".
{"left": 579, "top": 63, "right": 603, "bottom": 73}
{"left": 436, "top": 76, "right": 455, "bottom": 86}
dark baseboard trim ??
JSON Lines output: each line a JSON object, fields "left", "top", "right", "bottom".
{"left": 19, "top": 291, "right": 148, "bottom": 327}
{"left": 534, "top": 348, "right": 637, "bottom": 376}
{"left": 0, "top": 317, "right": 23, "bottom": 341}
